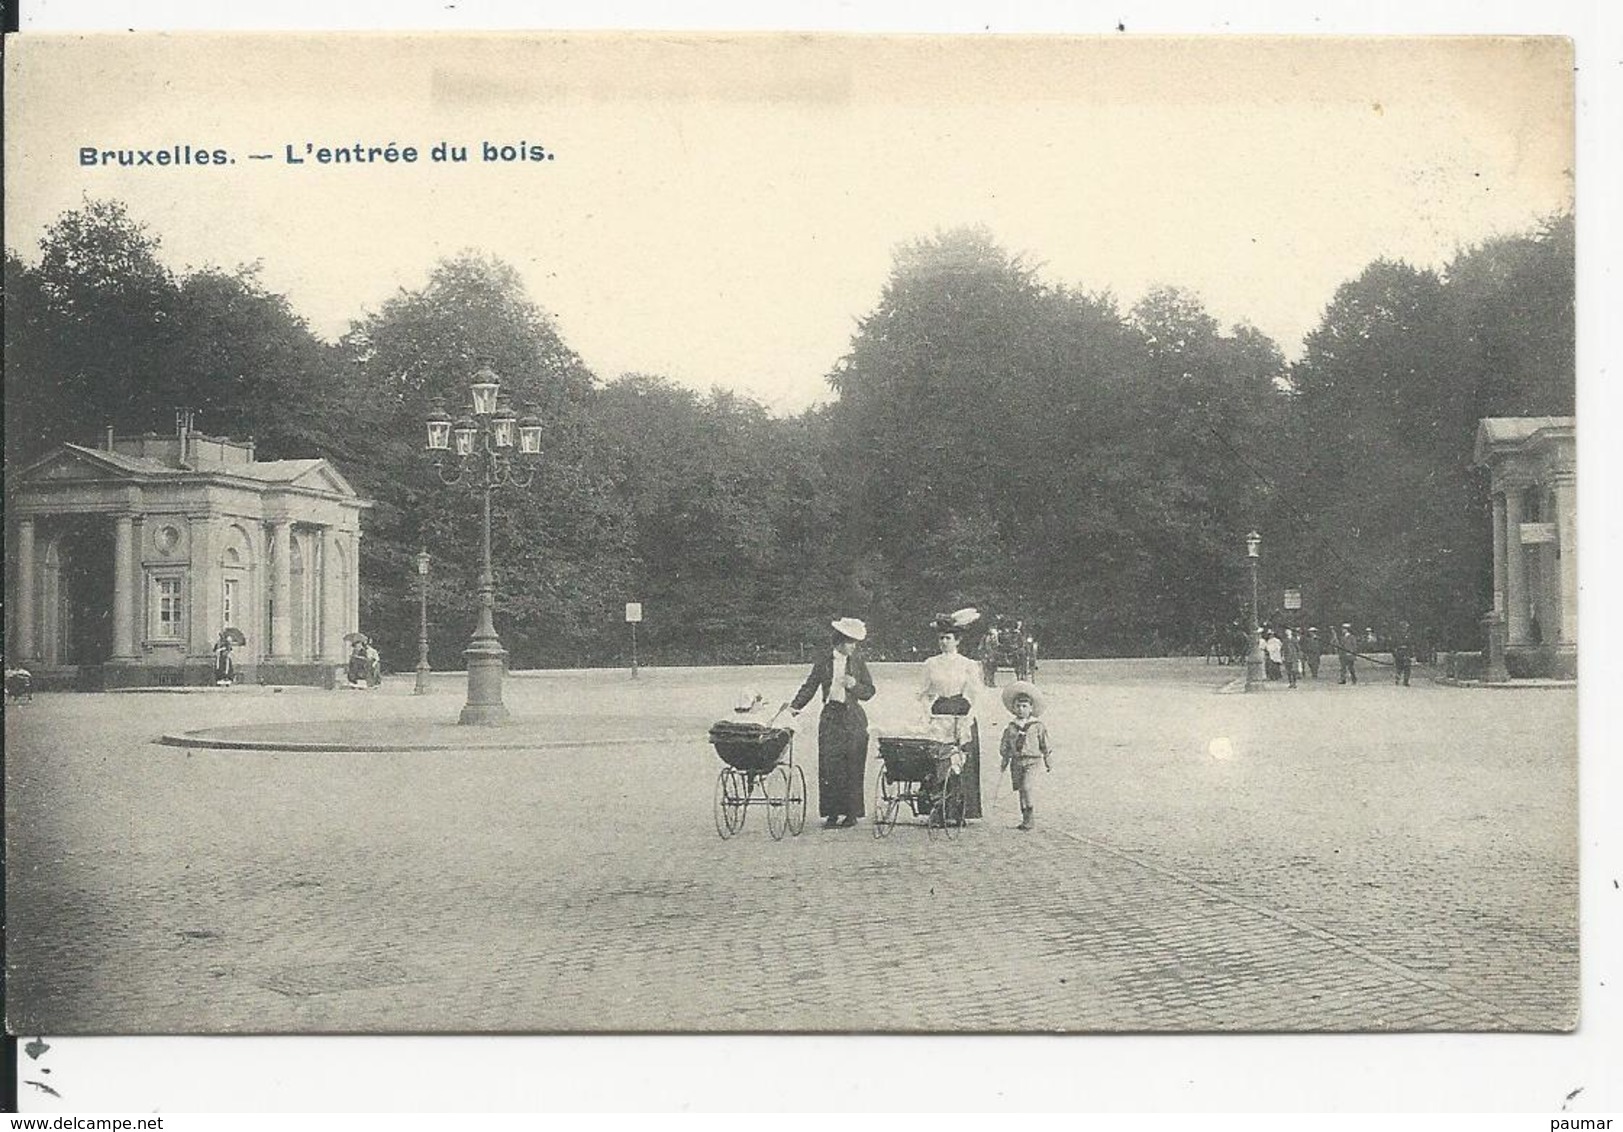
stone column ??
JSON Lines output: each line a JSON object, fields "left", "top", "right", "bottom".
{"left": 15, "top": 517, "right": 38, "bottom": 662}
{"left": 320, "top": 527, "right": 345, "bottom": 663}
{"left": 1503, "top": 488, "right": 1528, "bottom": 646}
{"left": 111, "top": 514, "right": 137, "bottom": 659}
{"left": 1490, "top": 492, "right": 1507, "bottom": 619}
{"left": 1555, "top": 476, "right": 1577, "bottom": 645}
{"left": 270, "top": 520, "right": 293, "bottom": 660}
{"left": 350, "top": 532, "right": 362, "bottom": 638}
{"left": 189, "top": 518, "right": 218, "bottom": 660}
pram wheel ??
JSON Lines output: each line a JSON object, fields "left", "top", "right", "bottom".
{"left": 766, "top": 765, "right": 792, "bottom": 841}
{"left": 928, "top": 774, "right": 965, "bottom": 842}
{"left": 784, "top": 764, "right": 807, "bottom": 836}
{"left": 872, "top": 767, "right": 899, "bottom": 838}
{"left": 942, "top": 776, "right": 965, "bottom": 841}
{"left": 713, "top": 769, "right": 746, "bottom": 839}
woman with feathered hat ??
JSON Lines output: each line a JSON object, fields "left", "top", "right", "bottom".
{"left": 914, "top": 607, "right": 985, "bottom": 820}
{"left": 788, "top": 617, "right": 877, "bottom": 828}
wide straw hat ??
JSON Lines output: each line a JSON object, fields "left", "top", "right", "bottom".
{"left": 831, "top": 617, "right": 867, "bottom": 642}
{"left": 1001, "top": 680, "right": 1046, "bottom": 717}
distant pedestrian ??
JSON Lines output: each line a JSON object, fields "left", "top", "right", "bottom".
{"left": 1391, "top": 625, "right": 1414, "bottom": 687}
{"left": 1337, "top": 624, "right": 1359, "bottom": 685}
{"left": 1281, "top": 629, "right": 1301, "bottom": 688}
{"left": 212, "top": 631, "right": 236, "bottom": 686}
{"left": 1264, "top": 630, "right": 1284, "bottom": 681}
{"left": 348, "top": 640, "right": 369, "bottom": 686}
{"left": 1302, "top": 627, "right": 1323, "bottom": 679}
{"left": 366, "top": 643, "right": 382, "bottom": 687}
{"left": 980, "top": 626, "right": 1001, "bottom": 687}
{"left": 999, "top": 681, "right": 1052, "bottom": 832}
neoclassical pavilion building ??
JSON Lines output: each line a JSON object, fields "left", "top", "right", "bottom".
{"left": 1473, "top": 416, "right": 1576, "bottom": 679}
{"left": 7, "top": 420, "right": 370, "bottom": 688}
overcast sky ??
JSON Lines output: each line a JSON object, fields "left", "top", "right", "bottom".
{"left": 6, "top": 34, "right": 1573, "bottom": 414}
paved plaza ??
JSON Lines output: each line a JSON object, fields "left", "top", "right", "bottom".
{"left": 3, "top": 659, "right": 1577, "bottom": 1033}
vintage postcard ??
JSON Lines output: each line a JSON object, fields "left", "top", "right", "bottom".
{"left": 1, "top": 24, "right": 1592, "bottom": 1074}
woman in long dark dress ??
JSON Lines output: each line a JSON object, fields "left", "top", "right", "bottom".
{"left": 916, "top": 610, "right": 985, "bottom": 820}
{"left": 788, "top": 617, "right": 876, "bottom": 829}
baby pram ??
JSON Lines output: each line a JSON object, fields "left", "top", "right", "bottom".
{"left": 708, "top": 714, "right": 808, "bottom": 840}
{"left": 873, "top": 731, "right": 967, "bottom": 841}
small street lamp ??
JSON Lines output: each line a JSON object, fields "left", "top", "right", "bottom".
{"left": 1245, "top": 529, "right": 1266, "bottom": 692}
{"left": 413, "top": 550, "right": 431, "bottom": 695}
{"left": 423, "top": 360, "right": 543, "bottom": 725}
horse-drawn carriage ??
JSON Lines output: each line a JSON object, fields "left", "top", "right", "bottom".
{"left": 979, "top": 617, "right": 1037, "bottom": 685}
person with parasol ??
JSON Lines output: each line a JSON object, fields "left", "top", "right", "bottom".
{"left": 787, "top": 617, "right": 876, "bottom": 829}
{"left": 213, "top": 627, "right": 245, "bottom": 686}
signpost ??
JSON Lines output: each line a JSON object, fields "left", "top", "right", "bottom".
{"left": 1283, "top": 589, "right": 1302, "bottom": 611}
{"left": 626, "top": 602, "right": 642, "bottom": 679}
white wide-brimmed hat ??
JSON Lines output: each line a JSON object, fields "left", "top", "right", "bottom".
{"left": 931, "top": 607, "right": 982, "bottom": 634}
{"left": 831, "top": 617, "right": 867, "bottom": 642}
{"left": 1001, "top": 680, "right": 1046, "bottom": 717}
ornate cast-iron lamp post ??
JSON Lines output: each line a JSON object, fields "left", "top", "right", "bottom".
{"left": 413, "top": 550, "right": 431, "bottom": 695}
{"left": 1245, "top": 529, "right": 1267, "bottom": 692}
{"left": 423, "top": 362, "right": 543, "bottom": 725}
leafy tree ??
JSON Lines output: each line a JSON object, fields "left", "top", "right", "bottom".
{"left": 338, "top": 251, "right": 631, "bottom": 669}
{"left": 4, "top": 200, "right": 185, "bottom": 462}
{"left": 6, "top": 198, "right": 1572, "bottom": 666}
{"left": 827, "top": 230, "right": 1291, "bottom": 654}
{"left": 4, "top": 199, "right": 339, "bottom": 466}
{"left": 1284, "top": 215, "right": 1574, "bottom": 646}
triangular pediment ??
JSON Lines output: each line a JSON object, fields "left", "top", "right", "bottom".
{"left": 14, "top": 445, "right": 159, "bottom": 485}
{"left": 287, "top": 461, "right": 360, "bottom": 498}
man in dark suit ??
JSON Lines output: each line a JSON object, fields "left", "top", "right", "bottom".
{"left": 1337, "top": 623, "right": 1359, "bottom": 685}
{"left": 1301, "top": 627, "right": 1323, "bottom": 679}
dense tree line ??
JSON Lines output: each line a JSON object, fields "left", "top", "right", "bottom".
{"left": 3, "top": 202, "right": 1573, "bottom": 666}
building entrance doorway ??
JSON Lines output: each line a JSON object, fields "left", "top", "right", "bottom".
{"left": 53, "top": 520, "right": 115, "bottom": 682}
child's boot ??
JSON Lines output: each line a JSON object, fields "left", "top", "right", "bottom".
{"left": 1017, "top": 806, "right": 1032, "bottom": 831}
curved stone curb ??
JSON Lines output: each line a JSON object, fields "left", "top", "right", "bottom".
{"left": 1432, "top": 677, "right": 1577, "bottom": 691}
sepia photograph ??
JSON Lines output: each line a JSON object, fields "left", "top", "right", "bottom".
{"left": 1, "top": 11, "right": 1609, "bottom": 1105}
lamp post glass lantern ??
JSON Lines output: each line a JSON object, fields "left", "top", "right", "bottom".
{"left": 423, "top": 361, "right": 543, "bottom": 725}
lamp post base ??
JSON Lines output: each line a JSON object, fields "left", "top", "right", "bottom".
{"left": 459, "top": 641, "right": 510, "bottom": 725}
{"left": 1244, "top": 633, "right": 1267, "bottom": 692}
{"left": 414, "top": 664, "right": 431, "bottom": 695}
{"left": 459, "top": 700, "right": 511, "bottom": 725}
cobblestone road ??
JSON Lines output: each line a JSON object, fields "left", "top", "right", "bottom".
{"left": 3, "top": 660, "right": 1577, "bottom": 1033}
